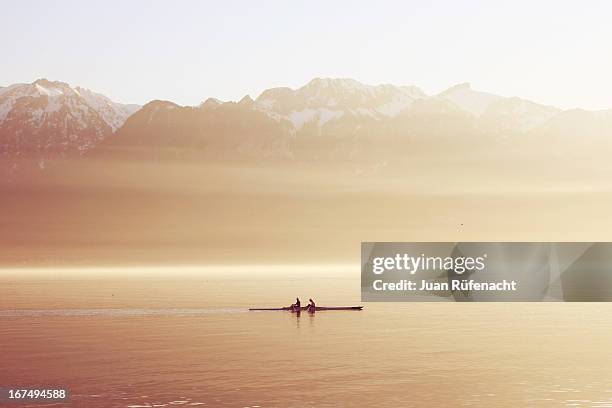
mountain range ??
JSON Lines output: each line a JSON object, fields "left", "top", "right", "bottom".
{"left": 2, "top": 77, "right": 612, "bottom": 166}
{"left": 3, "top": 77, "right": 612, "bottom": 266}
{"left": 0, "top": 79, "right": 138, "bottom": 161}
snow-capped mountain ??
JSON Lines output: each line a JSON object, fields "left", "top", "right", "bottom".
{"left": 0, "top": 79, "right": 139, "bottom": 158}
{"left": 255, "top": 78, "right": 426, "bottom": 129}
{"left": 480, "top": 97, "right": 560, "bottom": 132}
{"left": 437, "top": 83, "right": 560, "bottom": 131}
{"left": 5, "top": 76, "right": 610, "bottom": 169}
{"left": 94, "top": 77, "right": 612, "bottom": 164}
{"left": 251, "top": 79, "right": 562, "bottom": 135}
{"left": 437, "top": 83, "right": 502, "bottom": 117}
{"left": 75, "top": 86, "right": 140, "bottom": 131}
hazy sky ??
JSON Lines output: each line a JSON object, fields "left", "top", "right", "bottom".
{"left": 2, "top": 0, "right": 611, "bottom": 109}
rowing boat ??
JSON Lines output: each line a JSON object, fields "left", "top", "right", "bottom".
{"left": 249, "top": 306, "right": 363, "bottom": 311}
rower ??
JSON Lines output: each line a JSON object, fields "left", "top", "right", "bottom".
{"left": 306, "top": 298, "right": 316, "bottom": 312}
{"left": 291, "top": 297, "right": 301, "bottom": 312}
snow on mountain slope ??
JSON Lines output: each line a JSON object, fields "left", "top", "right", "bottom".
{"left": 0, "top": 79, "right": 138, "bottom": 130}
{"left": 438, "top": 83, "right": 563, "bottom": 131}
{"left": 76, "top": 87, "right": 140, "bottom": 131}
{"left": 253, "top": 79, "right": 557, "bottom": 133}
{"left": 0, "top": 79, "right": 140, "bottom": 157}
{"left": 255, "top": 78, "right": 426, "bottom": 129}
{"left": 481, "top": 97, "right": 560, "bottom": 131}
{"left": 51, "top": 77, "right": 612, "bottom": 166}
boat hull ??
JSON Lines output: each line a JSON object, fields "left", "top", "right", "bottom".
{"left": 249, "top": 306, "right": 363, "bottom": 311}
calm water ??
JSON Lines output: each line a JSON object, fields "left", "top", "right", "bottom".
{"left": 2, "top": 267, "right": 612, "bottom": 407}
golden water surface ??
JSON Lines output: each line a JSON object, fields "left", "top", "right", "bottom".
{"left": 1, "top": 267, "right": 612, "bottom": 408}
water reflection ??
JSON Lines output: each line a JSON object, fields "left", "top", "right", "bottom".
{"left": 3, "top": 272, "right": 612, "bottom": 408}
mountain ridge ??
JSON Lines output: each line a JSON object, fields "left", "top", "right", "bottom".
{"left": 87, "top": 77, "right": 612, "bottom": 164}
{"left": 3, "top": 77, "right": 612, "bottom": 166}
{"left": 0, "top": 79, "right": 139, "bottom": 161}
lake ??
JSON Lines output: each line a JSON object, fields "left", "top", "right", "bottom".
{"left": 2, "top": 267, "right": 612, "bottom": 407}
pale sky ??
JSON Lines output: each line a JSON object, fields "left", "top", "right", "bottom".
{"left": 2, "top": 0, "right": 611, "bottom": 110}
